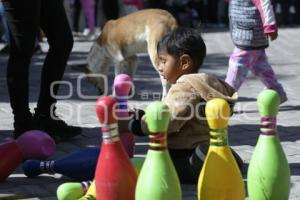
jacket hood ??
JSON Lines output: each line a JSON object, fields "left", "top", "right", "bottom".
{"left": 177, "top": 73, "right": 238, "bottom": 103}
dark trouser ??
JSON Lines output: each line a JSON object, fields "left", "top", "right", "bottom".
{"left": 3, "top": 0, "right": 73, "bottom": 122}
{"left": 169, "top": 148, "right": 203, "bottom": 184}
{"left": 169, "top": 144, "right": 209, "bottom": 184}
{"left": 102, "top": 0, "right": 119, "bottom": 20}
{"left": 169, "top": 143, "right": 244, "bottom": 184}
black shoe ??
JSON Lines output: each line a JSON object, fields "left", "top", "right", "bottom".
{"left": 0, "top": 45, "right": 10, "bottom": 55}
{"left": 13, "top": 114, "right": 35, "bottom": 139}
{"left": 33, "top": 112, "right": 82, "bottom": 143}
{"left": 33, "top": 44, "right": 43, "bottom": 54}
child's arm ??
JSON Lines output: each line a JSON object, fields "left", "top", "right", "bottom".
{"left": 140, "top": 85, "right": 194, "bottom": 135}
{"left": 251, "top": 0, "right": 278, "bottom": 40}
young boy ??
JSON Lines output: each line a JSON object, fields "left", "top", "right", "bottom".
{"left": 129, "top": 27, "right": 242, "bottom": 184}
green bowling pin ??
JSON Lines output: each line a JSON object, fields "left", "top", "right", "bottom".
{"left": 57, "top": 181, "right": 92, "bottom": 200}
{"left": 135, "top": 101, "right": 182, "bottom": 200}
{"left": 247, "top": 89, "right": 290, "bottom": 199}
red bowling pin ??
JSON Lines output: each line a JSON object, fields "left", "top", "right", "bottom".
{"left": 114, "top": 74, "right": 135, "bottom": 157}
{"left": 95, "top": 96, "right": 137, "bottom": 200}
{"left": 0, "top": 130, "right": 55, "bottom": 181}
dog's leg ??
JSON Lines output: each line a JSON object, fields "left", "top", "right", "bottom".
{"left": 112, "top": 61, "right": 126, "bottom": 96}
{"left": 86, "top": 42, "right": 111, "bottom": 94}
{"left": 126, "top": 55, "right": 138, "bottom": 79}
{"left": 125, "top": 55, "right": 138, "bottom": 96}
{"left": 147, "top": 26, "right": 171, "bottom": 99}
{"left": 91, "top": 62, "right": 110, "bottom": 95}
{"left": 114, "top": 61, "right": 126, "bottom": 76}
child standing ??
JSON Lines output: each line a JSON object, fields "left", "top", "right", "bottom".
{"left": 225, "top": 0, "right": 287, "bottom": 103}
{"left": 128, "top": 27, "right": 243, "bottom": 184}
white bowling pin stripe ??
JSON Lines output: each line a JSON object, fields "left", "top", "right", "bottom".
{"left": 101, "top": 123, "right": 120, "bottom": 143}
{"left": 101, "top": 123, "right": 118, "bottom": 129}
{"left": 40, "top": 160, "right": 55, "bottom": 174}
{"left": 82, "top": 181, "right": 92, "bottom": 193}
{"left": 260, "top": 116, "right": 277, "bottom": 136}
{"left": 149, "top": 132, "right": 167, "bottom": 151}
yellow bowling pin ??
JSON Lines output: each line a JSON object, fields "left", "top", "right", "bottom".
{"left": 197, "top": 98, "right": 245, "bottom": 200}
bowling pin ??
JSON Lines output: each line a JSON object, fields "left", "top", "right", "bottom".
{"left": 197, "top": 98, "right": 245, "bottom": 200}
{"left": 0, "top": 130, "right": 55, "bottom": 182}
{"left": 23, "top": 148, "right": 99, "bottom": 180}
{"left": 79, "top": 180, "right": 96, "bottom": 200}
{"left": 247, "top": 89, "right": 290, "bottom": 199}
{"left": 114, "top": 74, "right": 135, "bottom": 157}
{"left": 57, "top": 180, "right": 92, "bottom": 200}
{"left": 135, "top": 101, "right": 182, "bottom": 200}
{"left": 78, "top": 157, "right": 145, "bottom": 200}
{"left": 94, "top": 96, "right": 137, "bottom": 200}
{"left": 130, "top": 157, "right": 145, "bottom": 175}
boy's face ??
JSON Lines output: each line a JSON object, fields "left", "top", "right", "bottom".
{"left": 158, "top": 52, "right": 183, "bottom": 84}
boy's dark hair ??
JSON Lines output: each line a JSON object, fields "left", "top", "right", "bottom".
{"left": 157, "top": 27, "right": 206, "bottom": 71}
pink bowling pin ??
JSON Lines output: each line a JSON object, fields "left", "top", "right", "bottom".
{"left": 95, "top": 96, "right": 137, "bottom": 200}
{"left": 114, "top": 74, "right": 135, "bottom": 157}
{"left": 0, "top": 130, "right": 55, "bottom": 181}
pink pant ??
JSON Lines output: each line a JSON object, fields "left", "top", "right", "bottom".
{"left": 80, "top": 0, "right": 95, "bottom": 32}
{"left": 225, "top": 47, "right": 287, "bottom": 102}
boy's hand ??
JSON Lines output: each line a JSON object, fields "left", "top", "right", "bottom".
{"left": 118, "top": 108, "right": 145, "bottom": 133}
{"left": 128, "top": 108, "right": 145, "bottom": 121}
{"left": 266, "top": 31, "right": 278, "bottom": 41}
{"left": 128, "top": 118, "right": 145, "bottom": 136}
{"left": 128, "top": 108, "right": 146, "bottom": 136}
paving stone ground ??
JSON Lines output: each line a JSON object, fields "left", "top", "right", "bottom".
{"left": 0, "top": 27, "right": 299, "bottom": 199}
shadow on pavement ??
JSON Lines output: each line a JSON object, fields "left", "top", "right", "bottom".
{"left": 229, "top": 124, "right": 300, "bottom": 146}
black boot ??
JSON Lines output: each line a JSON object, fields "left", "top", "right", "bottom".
{"left": 33, "top": 109, "right": 82, "bottom": 143}
{"left": 13, "top": 113, "right": 35, "bottom": 139}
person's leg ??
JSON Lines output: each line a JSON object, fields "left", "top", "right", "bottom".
{"left": 63, "top": 0, "right": 76, "bottom": 31}
{"left": 217, "top": 0, "right": 226, "bottom": 26}
{"left": 102, "top": 0, "right": 119, "bottom": 20}
{"left": 295, "top": 0, "right": 300, "bottom": 24}
{"left": 3, "top": 0, "right": 40, "bottom": 137}
{"left": 36, "top": 0, "right": 73, "bottom": 115}
{"left": 251, "top": 49, "right": 287, "bottom": 103}
{"left": 73, "top": 0, "right": 81, "bottom": 32}
{"left": 281, "top": 0, "right": 291, "bottom": 25}
{"left": 0, "top": 2, "right": 10, "bottom": 45}
{"left": 80, "top": 0, "right": 96, "bottom": 33}
{"left": 169, "top": 148, "right": 200, "bottom": 184}
{"left": 34, "top": 0, "right": 81, "bottom": 142}
{"left": 225, "top": 47, "right": 255, "bottom": 91}
{"left": 169, "top": 143, "right": 244, "bottom": 184}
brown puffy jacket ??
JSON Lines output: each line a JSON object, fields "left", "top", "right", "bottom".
{"left": 141, "top": 73, "right": 238, "bottom": 149}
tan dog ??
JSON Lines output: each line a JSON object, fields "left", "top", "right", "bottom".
{"left": 81, "top": 9, "right": 177, "bottom": 97}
